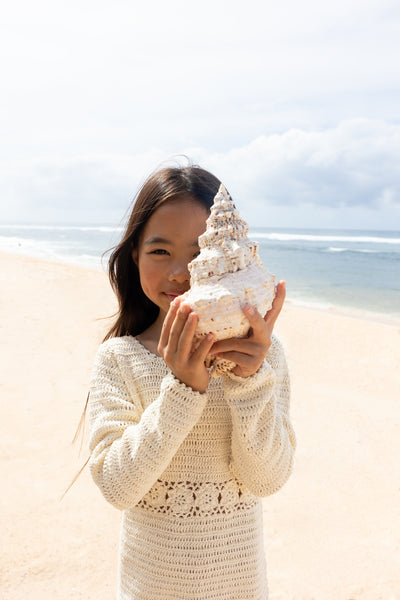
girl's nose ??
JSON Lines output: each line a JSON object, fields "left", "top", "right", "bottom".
{"left": 168, "top": 261, "right": 190, "bottom": 283}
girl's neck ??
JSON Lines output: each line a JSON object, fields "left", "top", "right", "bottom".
{"left": 136, "top": 311, "right": 165, "bottom": 355}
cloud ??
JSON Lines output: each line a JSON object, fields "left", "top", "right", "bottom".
{"left": 0, "top": 150, "right": 167, "bottom": 224}
{"left": 1, "top": 119, "right": 399, "bottom": 227}
{"left": 201, "top": 119, "right": 400, "bottom": 211}
{"left": 1, "top": 0, "right": 399, "bottom": 160}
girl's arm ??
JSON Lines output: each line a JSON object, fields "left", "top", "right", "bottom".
{"left": 88, "top": 341, "right": 208, "bottom": 511}
{"left": 209, "top": 281, "right": 296, "bottom": 496}
{"left": 223, "top": 335, "right": 296, "bottom": 497}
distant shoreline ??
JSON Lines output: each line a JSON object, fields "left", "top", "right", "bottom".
{"left": 3, "top": 249, "right": 399, "bottom": 327}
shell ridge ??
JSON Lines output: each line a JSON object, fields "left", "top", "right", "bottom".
{"left": 181, "top": 183, "right": 276, "bottom": 376}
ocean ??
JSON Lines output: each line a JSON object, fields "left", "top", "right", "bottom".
{"left": 1, "top": 224, "right": 399, "bottom": 320}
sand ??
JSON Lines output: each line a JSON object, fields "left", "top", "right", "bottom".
{"left": 1, "top": 251, "right": 399, "bottom": 600}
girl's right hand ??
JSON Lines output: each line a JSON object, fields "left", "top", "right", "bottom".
{"left": 158, "top": 298, "right": 214, "bottom": 393}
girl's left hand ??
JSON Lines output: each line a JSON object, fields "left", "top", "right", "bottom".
{"left": 158, "top": 298, "right": 215, "bottom": 393}
{"left": 209, "top": 280, "right": 286, "bottom": 378}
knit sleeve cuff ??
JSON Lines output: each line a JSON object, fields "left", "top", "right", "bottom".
{"left": 158, "top": 372, "right": 208, "bottom": 430}
{"left": 222, "top": 360, "right": 275, "bottom": 404}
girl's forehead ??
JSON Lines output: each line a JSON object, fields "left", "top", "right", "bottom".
{"left": 158, "top": 193, "right": 207, "bottom": 213}
{"left": 141, "top": 196, "right": 209, "bottom": 240}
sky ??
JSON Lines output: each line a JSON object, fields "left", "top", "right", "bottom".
{"left": 1, "top": 0, "right": 399, "bottom": 229}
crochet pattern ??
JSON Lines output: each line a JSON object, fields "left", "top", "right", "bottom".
{"left": 137, "top": 477, "right": 258, "bottom": 518}
{"left": 88, "top": 335, "right": 295, "bottom": 600}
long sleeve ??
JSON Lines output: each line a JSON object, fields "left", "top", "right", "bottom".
{"left": 223, "top": 335, "right": 296, "bottom": 497}
{"left": 88, "top": 342, "right": 208, "bottom": 510}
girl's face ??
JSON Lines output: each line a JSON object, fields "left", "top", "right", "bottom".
{"left": 134, "top": 194, "right": 209, "bottom": 322}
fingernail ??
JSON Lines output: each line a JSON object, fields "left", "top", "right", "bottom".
{"left": 245, "top": 305, "right": 255, "bottom": 315}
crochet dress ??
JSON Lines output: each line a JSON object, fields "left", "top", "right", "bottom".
{"left": 88, "top": 334, "right": 296, "bottom": 600}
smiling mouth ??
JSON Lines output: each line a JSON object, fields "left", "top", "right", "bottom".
{"left": 165, "top": 292, "right": 185, "bottom": 302}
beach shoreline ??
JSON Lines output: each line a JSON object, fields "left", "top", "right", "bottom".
{"left": 285, "top": 297, "right": 400, "bottom": 327}
{"left": 1, "top": 249, "right": 399, "bottom": 327}
{"left": 1, "top": 251, "right": 399, "bottom": 599}
{"left": 1, "top": 222, "right": 400, "bottom": 323}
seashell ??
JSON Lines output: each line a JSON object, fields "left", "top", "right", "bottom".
{"left": 181, "top": 183, "right": 276, "bottom": 376}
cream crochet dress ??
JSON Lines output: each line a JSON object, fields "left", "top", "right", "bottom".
{"left": 88, "top": 334, "right": 296, "bottom": 600}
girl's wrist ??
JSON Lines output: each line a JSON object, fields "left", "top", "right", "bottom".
{"left": 175, "top": 375, "right": 207, "bottom": 394}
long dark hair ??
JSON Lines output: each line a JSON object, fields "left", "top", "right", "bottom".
{"left": 61, "top": 162, "right": 222, "bottom": 500}
{"left": 104, "top": 163, "right": 221, "bottom": 340}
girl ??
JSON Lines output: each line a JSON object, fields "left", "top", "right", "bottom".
{"left": 88, "top": 163, "right": 296, "bottom": 600}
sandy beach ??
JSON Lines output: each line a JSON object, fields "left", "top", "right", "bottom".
{"left": 1, "top": 251, "right": 399, "bottom": 600}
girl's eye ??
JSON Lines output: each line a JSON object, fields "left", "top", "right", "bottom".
{"left": 150, "top": 249, "right": 169, "bottom": 255}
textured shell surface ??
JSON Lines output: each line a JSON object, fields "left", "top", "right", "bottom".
{"left": 181, "top": 184, "right": 276, "bottom": 376}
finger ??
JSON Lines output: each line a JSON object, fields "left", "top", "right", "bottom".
{"left": 264, "top": 280, "right": 286, "bottom": 326}
{"left": 214, "top": 339, "right": 267, "bottom": 363}
{"left": 173, "top": 295, "right": 184, "bottom": 309}
{"left": 192, "top": 332, "right": 215, "bottom": 364}
{"left": 214, "top": 351, "right": 255, "bottom": 370}
{"left": 167, "top": 304, "right": 192, "bottom": 353}
{"left": 158, "top": 298, "right": 180, "bottom": 350}
{"left": 210, "top": 337, "right": 259, "bottom": 356}
{"left": 242, "top": 304, "right": 268, "bottom": 340}
{"left": 176, "top": 310, "right": 198, "bottom": 357}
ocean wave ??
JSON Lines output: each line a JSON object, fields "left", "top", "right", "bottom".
{"left": 251, "top": 232, "right": 400, "bottom": 244}
{"left": 0, "top": 235, "right": 103, "bottom": 269}
{"left": 326, "top": 247, "right": 379, "bottom": 253}
{"left": 1, "top": 225, "right": 398, "bottom": 244}
{"left": 0, "top": 224, "right": 123, "bottom": 233}
{"left": 0, "top": 235, "right": 63, "bottom": 254}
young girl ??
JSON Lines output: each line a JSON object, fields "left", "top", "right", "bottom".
{"left": 88, "top": 163, "right": 296, "bottom": 600}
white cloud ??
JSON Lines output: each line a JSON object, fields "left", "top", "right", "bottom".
{"left": 1, "top": 1, "right": 399, "bottom": 228}
{"left": 1, "top": 119, "right": 399, "bottom": 229}
{"left": 200, "top": 119, "right": 400, "bottom": 211}
{"left": 1, "top": 0, "right": 399, "bottom": 159}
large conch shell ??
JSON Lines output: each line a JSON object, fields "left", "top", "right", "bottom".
{"left": 181, "top": 183, "right": 276, "bottom": 376}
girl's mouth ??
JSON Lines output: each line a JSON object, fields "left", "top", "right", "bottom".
{"left": 164, "top": 292, "right": 184, "bottom": 302}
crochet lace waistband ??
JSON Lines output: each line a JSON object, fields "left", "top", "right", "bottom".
{"left": 136, "top": 477, "right": 257, "bottom": 518}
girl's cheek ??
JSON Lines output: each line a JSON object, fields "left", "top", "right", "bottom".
{"left": 138, "top": 256, "right": 163, "bottom": 276}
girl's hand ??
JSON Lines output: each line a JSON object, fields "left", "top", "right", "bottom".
{"left": 209, "top": 280, "right": 286, "bottom": 378}
{"left": 158, "top": 298, "right": 215, "bottom": 393}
